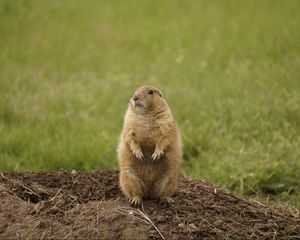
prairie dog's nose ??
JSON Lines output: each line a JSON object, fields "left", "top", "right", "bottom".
{"left": 133, "top": 95, "right": 139, "bottom": 101}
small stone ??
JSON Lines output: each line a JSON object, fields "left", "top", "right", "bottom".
{"left": 188, "top": 223, "right": 199, "bottom": 232}
{"left": 165, "top": 210, "right": 173, "bottom": 215}
{"left": 214, "top": 220, "right": 223, "bottom": 226}
{"left": 49, "top": 207, "right": 59, "bottom": 214}
{"left": 178, "top": 223, "right": 185, "bottom": 229}
{"left": 149, "top": 229, "right": 156, "bottom": 235}
{"left": 147, "top": 226, "right": 152, "bottom": 231}
{"left": 71, "top": 170, "right": 77, "bottom": 175}
{"left": 156, "top": 216, "right": 165, "bottom": 223}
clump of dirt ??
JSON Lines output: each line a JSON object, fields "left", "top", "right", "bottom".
{"left": 0, "top": 170, "right": 299, "bottom": 239}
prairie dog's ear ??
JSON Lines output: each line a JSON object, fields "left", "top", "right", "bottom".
{"left": 155, "top": 89, "right": 163, "bottom": 98}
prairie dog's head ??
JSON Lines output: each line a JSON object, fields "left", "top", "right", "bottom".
{"left": 129, "top": 85, "right": 168, "bottom": 114}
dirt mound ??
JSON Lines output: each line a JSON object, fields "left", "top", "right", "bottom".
{"left": 0, "top": 170, "right": 299, "bottom": 239}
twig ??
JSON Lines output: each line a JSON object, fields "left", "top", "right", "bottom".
{"left": 175, "top": 210, "right": 183, "bottom": 224}
{"left": 137, "top": 203, "right": 165, "bottom": 240}
{"left": 1, "top": 172, "right": 41, "bottom": 199}
{"left": 116, "top": 205, "right": 165, "bottom": 240}
{"left": 50, "top": 188, "right": 62, "bottom": 201}
{"left": 116, "top": 208, "right": 149, "bottom": 224}
{"left": 0, "top": 184, "right": 25, "bottom": 202}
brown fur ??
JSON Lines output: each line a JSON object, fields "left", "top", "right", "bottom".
{"left": 117, "top": 85, "right": 182, "bottom": 206}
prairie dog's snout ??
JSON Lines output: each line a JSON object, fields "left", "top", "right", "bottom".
{"left": 132, "top": 94, "right": 143, "bottom": 107}
{"left": 133, "top": 95, "right": 139, "bottom": 101}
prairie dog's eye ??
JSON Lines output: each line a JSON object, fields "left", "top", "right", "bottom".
{"left": 148, "top": 90, "right": 154, "bottom": 95}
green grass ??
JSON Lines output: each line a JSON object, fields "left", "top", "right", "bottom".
{"left": 0, "top": 0, "right": 299, "bottom": 208}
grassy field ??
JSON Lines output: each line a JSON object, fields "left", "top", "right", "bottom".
{"left": 0, "top": 0, "right": 299, "bottom": 208}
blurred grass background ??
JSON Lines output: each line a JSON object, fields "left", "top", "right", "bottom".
{"left": 0, "top": 0, "right": 299, "bottom": 208}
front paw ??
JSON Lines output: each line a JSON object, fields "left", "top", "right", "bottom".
{"left": 152, "top": 149, "right": 164, "bottom": 160}
{"left": 133, "top": 149, "right": 144, "bottom": 160}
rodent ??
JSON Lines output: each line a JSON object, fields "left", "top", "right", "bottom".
{"left": 117, "top": 85, "right": 182, "bottom": 207}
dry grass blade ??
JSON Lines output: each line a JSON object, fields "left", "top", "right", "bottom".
{"left": 137, "top": 205, "right": 166, "bottom": 240}
{"left": 116, "top": 204, "right": 166, "bottom": 240}
{"left": 116, "top": 208, "right": 149, "bottom": 224}
{"left": 0, "top": 172, "right": 55, "bottom": 203}
{"left": 0, "top": 184, "right": 25, "bottom": 202}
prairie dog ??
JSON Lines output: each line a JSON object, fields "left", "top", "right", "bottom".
{"left": 117, "top": 85, "right": 182, "bottom": 207}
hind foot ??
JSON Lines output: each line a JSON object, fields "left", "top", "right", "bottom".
{"left": 159, "top": 196, "right": 174, "bottom": 205}
{"left": 129, "top": 196, "right": 142, "bottom": 208}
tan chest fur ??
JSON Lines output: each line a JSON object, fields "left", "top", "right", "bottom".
{"left": 128, "top": 114, "right": 171, "bottom": 157}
